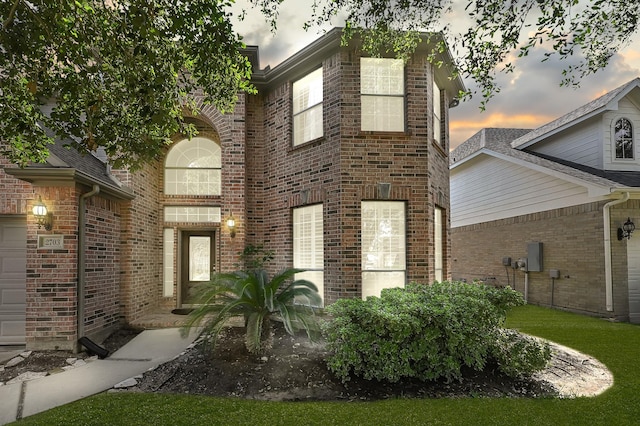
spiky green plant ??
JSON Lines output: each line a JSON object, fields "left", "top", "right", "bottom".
{"left": 185, "top": 268, "right": 321, "bottom": 354}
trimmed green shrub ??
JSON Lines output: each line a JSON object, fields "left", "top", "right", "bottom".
{"left": 323, "top": 281, "right": 550, "bottom": 383}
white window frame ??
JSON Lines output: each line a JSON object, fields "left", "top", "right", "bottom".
{"left": 293, "top": 204, "right": 324, "bottom": 306}
{"left": 434, "top": 207, "right": 443, "bottom": 282}
{"left": 614, "top": 117, "right": 634, "bottom": 160}
{"left": 433, "top": 80, "right": 443, "bottom": 147}
{"left": 293, "top": 68, "right": 323, "bottom": 146}
{"left": 360, "top": 58, "right": 405, "bottom": 132}
{"left": 164, "top": 136, "right": 222, "bottom": 196}
{"left": 361, "top": 201, "right": 406, "bottom": 299}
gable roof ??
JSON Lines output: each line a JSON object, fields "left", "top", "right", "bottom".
{"left": 511, "top": 77, "right": 640, "bottom": 149}
{"left": 450, "top": 128, "right": 637, "bottom": 197}
{"left": 6, "top": 140, "right": 134, "bottom": 200}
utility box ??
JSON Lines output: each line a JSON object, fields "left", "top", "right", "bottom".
{"left": 502, "top": 257, "right": 511, "bottom": 266}
{"left": 549, "top": 269, "right": 560, "bottom": 279}
{"left": 527, "top": 242, "right": 543, "bottom": 272}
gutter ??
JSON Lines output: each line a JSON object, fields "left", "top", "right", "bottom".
{"left": 603, "top": 191, "right": 630, "bottom": 312}
{"left": 77, "top": 184, "right": 100, "bottom": 342}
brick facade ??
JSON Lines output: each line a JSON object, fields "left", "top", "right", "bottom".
{"left": 247, "top": 47, "right": 455, "bottom": 303}
{"left": 451, "top": 201, "right": 636, "bottom": 320}
{"left": 1, "top": 30, "right": 461, "bottom": 348}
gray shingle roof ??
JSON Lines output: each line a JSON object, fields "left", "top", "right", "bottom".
{"left": 511, "top": 77, "right": 640, "bottom": 149}
{"left": 29, "top": 139, "right": 126, "bottom": 191}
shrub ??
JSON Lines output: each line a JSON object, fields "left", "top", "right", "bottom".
{"left": 186, "top": 268, "right": 321, "bottom": 354}
{"left": 323, "top": 281, "right": 550, "bottom": 383}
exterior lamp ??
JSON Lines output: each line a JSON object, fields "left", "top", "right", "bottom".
{"left": 226, "top": 213, "right": 236, "bottom": 238}
{"left": 32, "top": 196, "right": 53, "bottom": 231}
{"left": 617, "top": 217, "right": 635, "bottom": 241}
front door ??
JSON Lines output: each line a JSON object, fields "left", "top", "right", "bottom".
{"left": 0, "top": 217, "right": 27, "bottom": 345}
{"left": 180, "top": 231, "right": 216, "bottom": 306}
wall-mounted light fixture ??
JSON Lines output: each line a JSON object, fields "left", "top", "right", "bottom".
{"left": 617, "top": 217, "right": 635, "bottom": 241}
{"left": 226, "top": 213, "right": 236, "bottom": 238}
{"left": 32, "top": 195, "right": 53, "bottom": 231}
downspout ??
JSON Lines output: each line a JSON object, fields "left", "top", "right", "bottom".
{"left": 78, "top": 184, "right": 100, "bottom": 343}
{"left": 603, "top": 191, "right": 630, "bottom": 312}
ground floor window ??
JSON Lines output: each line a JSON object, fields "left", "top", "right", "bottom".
{"left": 293, "top": 204, "right": 324, "bottom": 306}
{"left": 434, "top": 207, "right": 444, "bottom": 282}
{"left": 361, "top": 201, "right": 406, "bottom": 298}
{"left": 163, "top": 229, "right": 175, "bottom": 297}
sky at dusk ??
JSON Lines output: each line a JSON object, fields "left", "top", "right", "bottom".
{"left": 230, "top": 0, "right": 640, "bottom": 150}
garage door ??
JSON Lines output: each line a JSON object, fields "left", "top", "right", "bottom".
{"left": 0, "top": 217, "right": 26, "bottom": 345}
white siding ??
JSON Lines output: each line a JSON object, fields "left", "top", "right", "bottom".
{"left": 528, "top": 118, "right": 602, "bottom": 168}
{"left": 628, "top": 234, "right": 640, "bottom": 324}
{"left": 603, "top": 98, "right": 640, "bottom": 171}
{"left": 451, "top": 155, "right": 594, "bottom": 228}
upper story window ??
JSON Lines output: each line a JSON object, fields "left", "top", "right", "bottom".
{"left": 360, "top": 58, "right": 405, "bottom": 132}
{"left": 164, "top": 136, "right": 221, "bottom": 195}
{"left": 433, "top": 80, "right": 443, "bottom": 148}
{"left": 293, "top": 68, "right": 323, "bottom": 146}
{"left": 615, "top": 118, "right": 634, "bottom": 160}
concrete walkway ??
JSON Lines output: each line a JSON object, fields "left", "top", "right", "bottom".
{"left": 0, "top": 328, "right": 199, "bottom": 425}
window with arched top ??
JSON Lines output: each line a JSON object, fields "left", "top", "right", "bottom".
{"left": 614, "top": 118, "right": 634, "bottom": 160}
{"left": 164, "top": 136, "right": 221, "bottom": 195}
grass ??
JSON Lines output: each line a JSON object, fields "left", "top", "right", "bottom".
{"left": 12, "top": 305, "right": 640, "bottom": 425}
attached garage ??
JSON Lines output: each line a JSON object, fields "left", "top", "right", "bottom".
{"left": 0, "top": 216, "right": 26, "bottom": 345}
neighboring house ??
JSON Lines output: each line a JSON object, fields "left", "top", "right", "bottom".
{"left": 450, "top": 78, "right": 640, "bottom": 323}
{"left": 0, "top": 28, "right": 464, "bottom": 350}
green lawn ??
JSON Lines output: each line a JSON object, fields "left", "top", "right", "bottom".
{"left": 13, "top": 305, "right": 640, "bottom": 425}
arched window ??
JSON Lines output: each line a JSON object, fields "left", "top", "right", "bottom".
{"left": 615, "top": 118, "right": 634, "bottom": 160}
{"left": 164, "top": 136, "right": 221, "bottom": 195}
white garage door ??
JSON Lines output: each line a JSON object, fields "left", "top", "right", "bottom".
{"left": 0, "top": 217, "right": 26, "bottom": 345}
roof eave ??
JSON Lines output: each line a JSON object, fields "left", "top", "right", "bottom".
{"left": 5, "top": 168, "right": 135, "bottom": 200}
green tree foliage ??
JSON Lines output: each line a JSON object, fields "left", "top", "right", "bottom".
{"left": 2, "top": 1, "right": 637, "bottom": 166}
{"left": 322, "top": 282, "right": 551, "bottom": 383}
{"left": 282, "top": 0, "right": 640, "bottom": 105}
{"left": 185, "top": 268, "right": 321, "bottom": 354}
{"left": 0, "top": 0, "right": 254, "bottom": 169}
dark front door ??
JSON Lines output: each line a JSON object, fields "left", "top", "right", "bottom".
{"left": 180, "top": 231, "right": 216, "bottom": 306}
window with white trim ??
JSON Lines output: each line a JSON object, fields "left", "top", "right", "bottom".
{"left": 165, "top": 136, "right": 221, "bottom": 195}
{"left": 293, "top": 204, "right": 324, "bottom": 305}
{"left": 615, "top": 118, "right": 634, "bottom": 159}
{"left": 360, "top": 58, "right": 405, "bottom": 132}
{"left": 293, "top": 68, "right": 323, "bottom": 146}
{"left": 361, "top": 201, "right": 406, "bottom": 299}
{"left": 434, "top": 207, "right": 444, "bottom": 282}
{"left": 433, "top": 80, "right": 443, "bottom": 147}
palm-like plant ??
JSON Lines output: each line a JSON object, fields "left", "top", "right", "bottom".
{"left": 185, "top": 268, "right": 321, "bottom": 354}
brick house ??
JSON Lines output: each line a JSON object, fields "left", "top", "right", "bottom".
{"left": 450, "top": 78, "right": 640, "bottom": 323}
{"left": 0, "top": 28, "right": 464, "bottom": 350}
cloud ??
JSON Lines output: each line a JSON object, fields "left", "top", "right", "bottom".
{"left": 227, "top": 1, "right": 640, "bottom": 150}
{"left": 450, "top": 45, "right": 640, "bottom": 148}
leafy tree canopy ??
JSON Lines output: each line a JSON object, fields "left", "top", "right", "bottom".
{"left": 1, "top": 0, "right": 638, "bottom": 169}
{"left": 1, "top": 0, "right": 253, "bottom": 169}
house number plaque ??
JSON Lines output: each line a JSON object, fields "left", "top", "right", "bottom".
{"left": 37, "top": 235, "right": 65, "bottom": 250}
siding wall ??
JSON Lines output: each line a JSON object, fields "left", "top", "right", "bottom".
{"left": 527, "top": 117, "right": 602, "bottom": 168}
{"left": 451, "top": 155, "right": 596, "bottom": 227}
{"left": 603, "top": 98, "right": 640, "bottom": 171}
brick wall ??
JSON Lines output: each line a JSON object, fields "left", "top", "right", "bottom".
{"left": 0, "top": 147, "right": 34, "bottom": 214}
{"left": 114, "top": 162, "right": 163, "bottom": 322}
{"left": 451, "top": 201, "right": 633, "bottom": 320}
{"left": 248, "top": 48, "right": 454, "bottom": 303}
{"left": 83, "top": 195, "right": 122, "bottom": 341}
{"left": 26, "top": 186, "right": 79, "bottom": 350}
